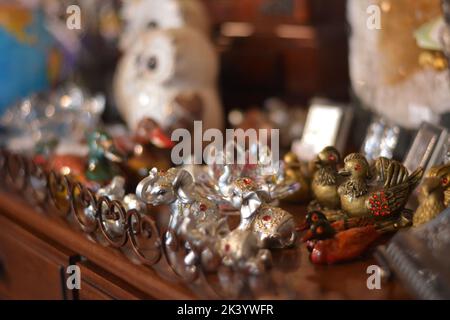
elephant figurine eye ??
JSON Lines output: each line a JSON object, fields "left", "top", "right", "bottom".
{"left": 157, "top": 189, "right": 167, "bottom": 196}
{"left": 147, "top": 56, "right": 158, "bottom": 71}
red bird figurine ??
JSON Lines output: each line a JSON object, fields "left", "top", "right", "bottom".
{"left": 308, "top": 223, "right": 382, "bottom": 265}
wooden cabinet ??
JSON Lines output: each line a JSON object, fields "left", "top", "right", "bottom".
{"left": 75, "top": 261, "right": 147, "bottom": 300}
{"left": 0, "top": 215, "right": 73, "bottom": 300}
{"left": 0, "top": 192, "right": 195, "bottom": 300}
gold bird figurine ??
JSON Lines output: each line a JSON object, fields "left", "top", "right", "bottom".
{"left": 413, "top": 164, "right": 450, "bottom": 227}
{"left": 311, "top": 146, "right": 342, "bottom": 210}
{"left": 338, "top": 153, "right": 423, "bottom": 218}
{"left": 283, "top": 152, "right": 311, "bottom": 202}
{"left": 425, "top": 163, "right": 450, "bottom": 207}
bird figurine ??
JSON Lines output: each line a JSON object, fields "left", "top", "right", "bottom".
{"left": 337, "top": 153, "right": 423, "bottom": 218}
{"left": 119, "top": 0, "right": 210, "bottom": 51}
{"left": 424, "top": 163, "right": 450, "bottom": 207}
{"left": 308, "top": 223, "right": 382, "bottom": 265}
{"left": 310, "top": 146, "right": 342, "bottom": 210}
{"left": 114, "top": 27, "right": 223, "bottom": 134}
{"left": 48, "top": 130, "right": 125, "bottom": 188}
{"left": 413, "top": 164, "right": 450, "bottom": 227}
{"left": 85, "top": 130, "right": 125, "bottom": 184}
{"left": 283, "top": 152, "right": 311, "bottom": 203}
{"left": 302, "top": 208, "right": 415, "bottom": 264}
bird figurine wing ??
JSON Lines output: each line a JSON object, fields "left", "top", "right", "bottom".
{"left": 367, "top": 167, "right": 424, "bottom": 217}
{"left": 373, "top": 157, "right": 410, "bottom": 187}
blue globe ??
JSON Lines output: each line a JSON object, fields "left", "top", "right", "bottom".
{"left": 0, "top": 5, "right": 61, "bottom": 115}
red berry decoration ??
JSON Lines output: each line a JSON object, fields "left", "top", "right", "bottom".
{"left": 370, "top": 192, "right": 391, "bottom": 217}
{"left": 263, "top": 215, "right": 271, "bottom": 221}
{"left": 243, "top": 178, "right": 252, "bottom": 185}
{"left": 199, "top": 203, "right": 207, "bottom": 211}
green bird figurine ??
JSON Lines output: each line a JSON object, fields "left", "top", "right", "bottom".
{"left": 86, "top": 130, "right": 124, "bottom": 184}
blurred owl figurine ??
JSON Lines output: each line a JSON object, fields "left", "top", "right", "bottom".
{"left": 119, "top": 0, "right": 210, "bottom": 50}
{"left": 114, "top": 27, "right": 223, "bottom": 133}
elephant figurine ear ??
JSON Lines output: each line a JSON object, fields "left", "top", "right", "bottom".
{"left": 241, "top": 191, "right": 262, "bottom": 219}
{"left": 172, "top": 169, "right": 194, "bottom": 198}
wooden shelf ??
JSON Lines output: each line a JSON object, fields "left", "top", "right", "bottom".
{"left": 0, "top": 191, "right": 411, "bottom": 300}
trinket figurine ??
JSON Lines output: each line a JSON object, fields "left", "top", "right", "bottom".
{"left": 299, "top": 149, "right": 424, "bottom": 264}
{"left": 98, "top": 176, "right": 148, "bottom": 214}
{"left": 1, "top": 84, "right": 105, "bottom": 154}
{"left": 310, "top": 146, "right": 341, "bottom": 210}
{"left": 114, "top": 27, "right": 223, "bottom": 133}
{"left": 49, "top": 130, "right": 124, "bottom": 187}
{"left": 182, "top": 217, "right": 272, "bottom": 274}
{"left": 202, "top": 147, "right": 298, "bottom": 248}
{"left": 136, "top": 168, "right": 229, "bottom": 270}
{"left": 225, "top": 177, "right": 297, "bottom": 249}
{"left": 308, "top": 224, "right": 382, "bottom": 265}
{"left": 83, "top": 176, "right": 148, "bottom": 237}
{"left": 337, "top": 153, "right": 423, "bottom": 218}
{"left": 413, "top": 164, "right": 450, "bottom": 226}
{"left": 283, "top": 152, "right": 311, "bottom": 203}
{"left": 85, "top": 130, "right": 124, "bottom": 184}
{"left": 119, "top": 0, "right": 210, "bottom": 50}
{"left": 302, "top": 210, "right": 412, "bottom": 264}
{"left": 218, "top": 229, "right": 272, "bottom": 275}
{"left": 136, "top": 167, "right": 279, "bottom": 273}
{"left": 116, "top": 118, "right": 173, "bottom": 186}
{"left": 136, "top": 167, "right": 223, "bottom": 238}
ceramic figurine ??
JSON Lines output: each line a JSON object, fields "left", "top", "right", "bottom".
{"left": 119, "top": 0, "right": 210, "bottom": 50}
{"left": 1, "top": 84, "right": 105, "bottom": 155}
{"left": 202, "top": 149, "right": 298, "bottom": 248}
{"left": 116, "top": 118, "right": 173, "bottom": 186}
{"left": 136, "top": 167, "right": 223, "bottom": 237}
{"left": 424, "top": 163, "right": 450, "bottom": 207}
{"left": 85, "top": 130, "right": 124, "bottom": 184}
{"left": 308, "top": 223, "right": 382, "bottom": 265}
{"left": 225, "top": 177, "right": 297, "bottom": 249}
{"left": 302, "top": 212, "right": 412, "bottom": 264}
{"left": 136, "top": 167, "right": 276, "bottom": 274}
{"left": 310, "top": 146, "right": 341, "bottom": 210}
{"left": 283, "top": 152, "right": 311, "bottom": 203}
{"left": 182, "top": 216, "right": 272, "bottom": 274}
{"left": 97, "top": 176, "right": 126, "bottom": 200}
{"left": 48, "top": 130, "right": 123, "bottom": 187}
{"left": 299, "top": 151, "right": 423, "bottom": 264}
{"left": 337, "top": 153, "right": 423, "bottom": 218}
{"left": 413, "top": 164, "right": 450, "bottom": 226}
{"left": 85, "top": 176, "right": 148, "bottom": 237}
{"left": 218, "top": 229, "right": 272, "bottom": 275}
{"left": 114, "top": 27, "right": 223, "bottom": 133}
{"left": 180, "top": 215, "right": 230, "bottom": 272}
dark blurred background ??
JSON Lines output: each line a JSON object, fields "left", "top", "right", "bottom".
{"left": 201, "top": 0, "right": 349, "bottom": 109}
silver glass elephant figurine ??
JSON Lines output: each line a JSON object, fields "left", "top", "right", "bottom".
{"left": 182, "top": 216, "right": 272, "bottom": 275}
{"left": 136, "top": 167, "right": 274, "bottom": 274}
{"left": 137, "top": 167, "right": 235, "bottom": 275}
{"left": 228, "top": 178, "right": 297, "bottom": 249}
{"left": 218, "top": 229, "right": 272, "bottom": 275}
{"left": 93, "top": 176, "right": 149, "bottom": 236}
{"left": 136, "top": 167, "right": 224, "bottom": 246}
